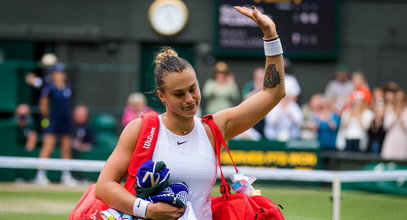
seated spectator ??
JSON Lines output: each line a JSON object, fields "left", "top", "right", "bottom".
{"left": 15, "top": 104, "right": 37, "bottom": 151}
{"left": 122, "top": 92, "right": 152, "bottom": 127}
{"left": 325, "top": 64, "right": 353, "bottom": 112}
{"left": 336, "top": 93, "right": 374, "bottom": 152}
{"left": 381, "top": 89, "right": 407, "bottom": 160}
{"left": 367, "top": 102, "right": 386, "bottom": 154}
{"left": 301, "top": 93, "right": 323, "bottom": 139}
{"left": 72, "top": 105, "right": 94, "bottom": 152}
{"left": 314, "top": 97, "right": 340, "bottom": 150}
{"left": 264, "top": 97, "right": 303, "bottom": 141}
{"left": 203, "top": 61, "right": 239, "bottom": 114}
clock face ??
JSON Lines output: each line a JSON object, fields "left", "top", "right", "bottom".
{"left": 148, "top": 0, "right": 189, "bottom": 36}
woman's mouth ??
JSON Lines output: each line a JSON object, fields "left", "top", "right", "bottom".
{"left": 182, "top": 105, "right": 195, "bottom": 110}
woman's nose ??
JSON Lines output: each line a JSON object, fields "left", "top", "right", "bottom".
{"left": 185, "top": 92, "right": 194, "bottom": 103}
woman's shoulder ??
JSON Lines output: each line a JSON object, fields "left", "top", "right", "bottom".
{"left": 114, "top": 118, "right": 144, "bottom": 154}
{"left": 121, "top": 118, "right": 143, "bottom": 139}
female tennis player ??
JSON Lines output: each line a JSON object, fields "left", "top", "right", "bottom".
{"left": 96, "top": 6, "right": 285, "bottom": 220}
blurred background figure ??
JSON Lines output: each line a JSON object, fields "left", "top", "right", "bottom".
{"left": 348, "top": 71, "right": 372, "bottom": 106}
{"left": 381, "top": 89, "right": 407, "bottom": 160}
{"left": 325, "top": 64, "right": 353, "bottom": 112}
{"left": 283, "top": 58, "right": 301, "bottom": 102}
{"left": 25, "top": 53, "right": 60, "bottom": 105}
{"left": 336, "top": 93, "right": 374, "bottom": 152}
{"left": 367, "top": 102, "right": 386, "bottom": 154}
{"left": 242, "top": 67, "right": 264, "bottom": 100}
{"left": 72, "top": 105, "right": 94, "bottom": 152}
{"left": 232, "top": 127, "right": 262, "bottom": 141}
{"left": 264, "top": 97, "right": 303, "bottom": 141}
{"left": 203, "top": 61, "right": 239, "bottom": 114}
{"left": 25, "top": 53, "right": 59, "bottom": 89}
{"left": 14, "top": 103, "right": 37, "bottom": 151}
{"left": 383, "top": 82, "right": 399, "bottom": 110}
{"left": 121, "top": 92, "right": 152, "bottom": 127}
{"left": 301, "top": 93, "right": 323, "bottom": 140}
{"left": 371, "top": 87, "right": 385, "bottom": 108}
{"left": 241, "top": 67, "right": 265, "bottom": 138}
{"left": 34, "top": 65, "right": 76, "bottom": 186}
{"left": 313, "top": 97, "right": 340, "bottom": 151}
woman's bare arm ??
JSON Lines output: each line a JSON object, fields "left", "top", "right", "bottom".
{"left": 213, "top": 6, "right": 286, "bottom": 140}
{"left": 95, "top": 119, "right": 142, "bottom": 214}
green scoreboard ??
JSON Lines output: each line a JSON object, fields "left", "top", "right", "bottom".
{"left": 214, "top": 0, "right": 340, "bottom": 59}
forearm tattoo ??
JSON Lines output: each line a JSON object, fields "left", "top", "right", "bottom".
{"left": 263, "top": 64, "right": 281, "bottom": 88}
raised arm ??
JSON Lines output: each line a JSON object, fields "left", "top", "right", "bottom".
{"left": 213, "top": 6, "right": 286, "bottom": 140}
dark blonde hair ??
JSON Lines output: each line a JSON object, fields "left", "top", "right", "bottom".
{"left": 383, "top": 81, "right": 399, "bottom": 93}
{"left": 212, "top": 61, "right": 230, "bottom": 78}
{"left": 154, "top": 47, "right": 192, "bottom": 92}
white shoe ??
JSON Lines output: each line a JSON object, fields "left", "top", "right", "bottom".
{"left": 33, "top": 175, "right": 50, "bottom": 186}
{"left": 61, "top": 175, "right": 78, "bottom": 187}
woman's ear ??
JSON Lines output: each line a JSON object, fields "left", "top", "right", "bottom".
{"left": 156, "top": 90, "right": 166, "bottom": 105}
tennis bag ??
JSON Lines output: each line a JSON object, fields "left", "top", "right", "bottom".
{"left": 202, "top": 115, "right": 285, "bottom": 220}
{"left": 70, "top": 112, "right": 284, "bottom": 220}
{"left": 68, "top": 111, "right": 160, "bottom": 220}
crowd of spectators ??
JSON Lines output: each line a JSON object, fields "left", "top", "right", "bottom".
{"left": 322, "top": 69, "right": 407, "bottom": 161}
{"left": 215, "top": 61, "right": 406, "bottom": 161}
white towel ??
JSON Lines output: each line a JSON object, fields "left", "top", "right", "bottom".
{"left": 178, "top": 202, "right": 197, "bottom": 220}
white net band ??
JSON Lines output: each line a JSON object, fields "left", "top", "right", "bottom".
{"left": 1, "top": 156, "right": 407, "bottom": 183}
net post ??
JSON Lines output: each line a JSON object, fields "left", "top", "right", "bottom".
{"left": 332, "top": 174, "right": 341, "bottom": 220}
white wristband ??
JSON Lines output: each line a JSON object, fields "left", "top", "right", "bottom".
{"left": 133, "top": 198, "right": 151, "bottom": 218}
{"left": 264, "top": 38, "right": 283, "bottom": 56}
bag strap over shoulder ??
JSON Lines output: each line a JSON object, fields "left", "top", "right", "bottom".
{"left": 123, "top": 111, "right": 160, "bottom": 194}
{"left": 202, "top": 114, "right": 239, "bottom": 197}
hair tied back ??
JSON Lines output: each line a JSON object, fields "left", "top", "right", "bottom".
{"left": 154, "top": 47, "right": 179, "bottom": 67}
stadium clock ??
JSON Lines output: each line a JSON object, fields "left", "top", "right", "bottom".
{"left": 148, "top": 0, "right": 189, "bottom": 36}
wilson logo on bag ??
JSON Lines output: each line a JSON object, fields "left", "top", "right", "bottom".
{"left": 68, "top": 111, "right": 160, "bottom": 220}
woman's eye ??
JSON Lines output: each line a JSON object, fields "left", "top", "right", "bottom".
{"left": 174, "top": 93, "right": 184, "bottom": 97}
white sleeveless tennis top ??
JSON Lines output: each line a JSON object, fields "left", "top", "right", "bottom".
{"left": 152, "top": 116, "right": 217, "bottom": 220}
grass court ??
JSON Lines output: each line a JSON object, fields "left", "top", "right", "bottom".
{"left": 0, "top": 182, "right": 406, "bottom": 219}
